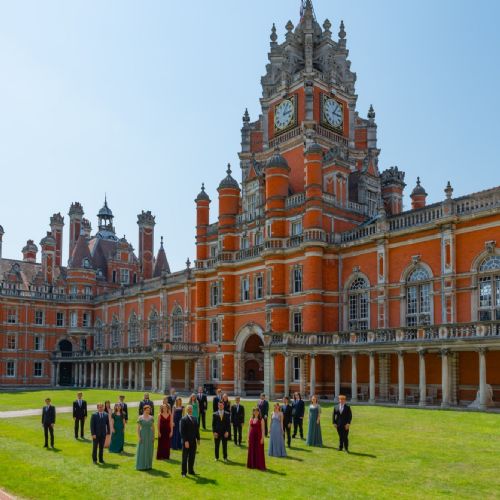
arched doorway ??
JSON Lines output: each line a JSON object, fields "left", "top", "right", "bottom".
{"left": 234, "top": 324, "right": 264, "bottom": 396}
{"left": 58, "top": 339, "right": 73, "bottom": 386}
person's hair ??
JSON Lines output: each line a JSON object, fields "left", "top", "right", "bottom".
{"left": 77, "top": 392, "right": 82, "bottom": 397}
{"left": 252, "top": 407, "right": 261, "bottom": 419}
{"left": 119, "top": 395, "right": 125, "bottom": 399}
{"left": 143, "top": 404, "right": 151, "bottom": 413}
{"left": 113, "top": 403, "right": 122, "bottom": 414}
{"left": 189, "top": 393, "right": 196, "bottom": 404}
{"left": 222, "top": 393, "right": 229, "bottom": 401}
{"left": 338, "top": 394, "right": 346, "bottom": 400}
{"left": 283, "top": 396, "right": 289, "bottom": 402}
{"left": 104, "top": 400, "right": 111, "bottom": 408}
{"left": 175, "top": 397, "right": 183, "bottom": 407}
{"left": 163, "top": 403, "right": 171, "bottom": 414}
{"left": 311, "top": 395, "right": 319, "bottom": 405}
{"left": 45, "top": 398, "right": 50, "bottom": 402}
{"left": 274, "top": 402, "right": 281, "bottom": 411}
{"left": 186, "top": 404, "right": 193, "bottom": 412}
{"left": 235, "top": 396, "right": 240, "bottom": 401}
{"left": 218, "top": 400, "right": 225, "bottom": 406}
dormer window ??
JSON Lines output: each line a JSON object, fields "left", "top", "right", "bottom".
{"left": 83, "top": 258, "right": 91, "bottom": 269}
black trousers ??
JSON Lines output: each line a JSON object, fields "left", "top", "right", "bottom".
{"left": 181, "top": 441, "right": 197, "bottom": 475}
{"left": 74, "top": 417, "right": 85, "bottom": 438}
{"left": 200, "top": 411, "right": 206, "bottom": 430}
{"left": 232, "top": 424, "right": 242, "bottom": 445}
{"left": 214, "top": 436, "right": 228, "bottom": 459}
{"left": 293, "top": 417, "right": 303, "bottom": 438}
{"left": 263, "top": 416, "right": 268, "bottom": 437}
{"left": 283, "top": 423, "right": 291, "bottom": 447}
{"left": 92, "top": 435, "right": 106, "bottom": 462}
{"left": 337, "top": 426, "right": 350, "bottom": 450}
{"left": 43, "top": 424, "right": 54, "bottom": 447}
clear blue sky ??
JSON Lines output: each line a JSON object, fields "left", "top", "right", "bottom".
{"left": 1, "top": 0, "right": 499, "bottom": 271}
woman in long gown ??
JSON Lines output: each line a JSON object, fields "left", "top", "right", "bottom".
{"left": 103, "top": 400, "right": 113, "bottom": 448}
{"left": 188, "top": 394, "right": 199, "bottom": 421}
{"left": 306, "top": 395, "right": 323, "bottom": 447}
{"left": 109, "top": 404, "right": 125, "bottom": 453}
{"left": 136, "top": 405, "right": 155, "bottom": 470}
{"left": 171, "top": 397, "right": 184, "bottom": 450}
{"left": 247, "top": 407, "right": 266, "bottom": 471}
{"left": 156, "top": 403, "right": 173, "bottom": 460}
{"left": 268, "top": 402, "right": 287, "bottom": 457}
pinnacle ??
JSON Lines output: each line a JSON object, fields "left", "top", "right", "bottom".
{"left": 339, "top": 20, "right": 346, "bottom": 40}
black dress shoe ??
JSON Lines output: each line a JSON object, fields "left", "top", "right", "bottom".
{"left": 93, "top": 461, "right": 98, "bottom": 464}
{"left": 99, "top": 460, "right": 105, "bottom": 464}
{"left": 338, "top": 448, "right": 343, "bottom": 451}
{"left": 44, "top": 445, "right": 48, "bottom": 448}
{"left": 189, "top": 470, "right": 196, "bottom": 475}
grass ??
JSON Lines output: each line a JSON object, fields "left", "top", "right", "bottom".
{"left": 0, "top": 393, "right": 499, "bottom": 499}
{"left": 0, "top": 389, "right": 165, "bottom": 412}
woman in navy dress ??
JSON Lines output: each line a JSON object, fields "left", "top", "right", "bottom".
{"left": 171, "top": 397, "right": 184, "bottom": 450}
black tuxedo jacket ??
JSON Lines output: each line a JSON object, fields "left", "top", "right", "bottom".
{"left": 333, "top": 404, "right": 352, "bottom": 427}
{"left": 42, "top": 405, "right": 56, "bottom": 425}
{"left": 281, "top": 404, "right": 293, "bottom": 426}
{"left": 139, "top": 399, "right": 154, "bottom": 416}
{"left": 90, "top": 412, "right": 110, "bottom": 437}
{"left": 230, "top": 404, "right": 245, "bottom": 425}
{"left": 212, "top": 396, "right": 221, "bottom": 412}
{"left": 212, "top": 411, "right": 231, "bottom": 436}
{"left": 120, "top": 402, "right": 128, "bottom": 420}
{"left": 180, "top": 415, "right": 200, "bottom": 444}
{"left": 167, "top": 395, "right": 177, "bottom": 409}
{"left": 196, "top": 393, "right": 208, "bottom": 413}
{"left": 73, "top": 400, "right": 87, "bottom": 419}
{"left": 258, "top": 399, "right": 269, "bottom": 418}
{"left": 292, "top": 399, "right": 305, "bottom": 418}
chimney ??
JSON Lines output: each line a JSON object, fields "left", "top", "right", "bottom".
{"left": 410, "top": 177, "right": 427, "bottom": 210}
{"left": 40, "top": 232, "right": 56, "bottom": 284}
{"left": 50, "top": 213, "right": 64, "bottom": 267}
{"left": 380, "top": 166, "right": 406, "bottom": 215}
{"left": 68, "top": 202, "right": 84, "bottom": 261}
{"left": 22, "top": 240, "right": 38, "bottom": 263}
{"left": 137, "top": 211, "right": 155, "bottom": 280}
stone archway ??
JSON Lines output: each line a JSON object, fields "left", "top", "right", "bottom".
{"left": 58, "top": 339, "right": 73, "bottom": 386}
{"left": 234, "top": 323, "right": 264, "bottom": 396}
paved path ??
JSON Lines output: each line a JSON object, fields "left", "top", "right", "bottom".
{"left": 0, "top": 489, "right": 16, "bottom": 499}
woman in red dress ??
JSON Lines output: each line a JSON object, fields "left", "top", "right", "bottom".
{"left": 156, "top": 403, "right": 173, "bottom": 460}
{"left": 247, "top": 407, "right": 266, "bottom": 471}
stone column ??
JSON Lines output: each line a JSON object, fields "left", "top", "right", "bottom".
{"left": 334, "top": 354, "right": 341, "bottom": 402}
{"left": 194, "top": 358, "right": 205, "bottom": 394}
{"left": 119, "top": 362, "right": 124, "bottom": 389}
{"left": 441, "top": 349, "right": 450, "bottom": 407}
{"left": 160, "top": 354, "right": 172, "bottom": 393}
{"left": 134, "top": 361, "right": 139, "bottom": 390}
{"left": 100, "top": 362, "right": 105, "bottom": 388}
{"left": 378, "top": 354, "right": 390, "bottom": 401}
{"left": 398, "top": 351, "right": 405, "bottom": 406}
{"left": 51, "top": 363, "right": 56, "bottom": 386}
{"left": 56, "top": 363, "right": 60, "bottom": 387}
{"left": 299, "top": 356, "right": 306, "bottom": 397}
{"left": 284, "top": 354, "right": 290, "bottom": 398}
{"left": 233, "top": 353, "right": 241, "bottom": 395}
{"left": 269, "top": 354, "right": 275, "bottom": 399}
{"left": 90, "top": 363, "right": 94, "bottom": 388}
{"left": 478, "top": 348, "right": 487, "bottom": 410}
{"left": 83, "top": 363, "right": 87, "bottom": 387}
{"left": 263, "top": 349, "right": 271, "bottom": 397}
{"left": 351, "top": 353, "right": 358, "bottom": 402}
{"left": 184, "top": 360, "right": 190, "bottom": 392}
{"left": 140, "top": 362, "right": 145, "bottom": 391}
{"left": 108, "top": 363, "right": 112, "bottom": 389}
{"left": 72, "top": 364, "right": 77, "bottom": 387}
{"left": 309, "top": 354, "right": 316, "bottom": 398}
{"left": 128, "top": 361, "right": 133, "bottom": 389}
{"left": 369, "top": 352, "right": 376, "bottom": 404}
{"left": 418, "top": 350, "right": 427, "bottom": 406}
{"left": 152, "top": 359, "right": 157, "bottom": 392}
{"left": 94, "top": 363, "right": 98, "bottom": 388}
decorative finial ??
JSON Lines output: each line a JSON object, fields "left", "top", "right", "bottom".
{"left": 243, "top": 108, "right": 250, "bottom": 123}
{"left": 160, "top": 235, "right": 164, "bottom": 247}
{"left": 339, "top": 20, "right": 346, "bottom": 40}
{"left": 323, "top": 18, "right": 331, "bottom": 34}
{"left": 368, "top": 104, "right": 376, "bottom": 120}
{"left": 201, "top": 182, "right": 205, "bottom": 192}
{"left": 186, "top": 257, "right": 191, "bottom": 269}
{"left": 416, "top": 177, "right": 421, "bottom": 186}
{"left": 104, "top": 193, "right": 108, "bottom": 206}
{"left": 286, "top": 20, "right": 294, "bottom": 32}
{"left": 226, "top": 163, "right": 232, "bottom": 175}
{"left": 445, "top": 181, "right": 453, "bottom": 200}
{"left": 270, "top": 23, "right": 277, "bottom": 43}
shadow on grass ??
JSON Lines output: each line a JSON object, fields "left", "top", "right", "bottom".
{"left": 144, "top": 468, "right": 170, "bottom": 478}
{"left": 100, "top": 463, "right": 120, "bottom": 469}
{"left": 347, "top": 451, "right": 377, "bottom": 458}
{"left": 81, "top": 438, "right": 92, "bottom": 443}
{"left": 283, "top": 455, "right": 303, "bottom": 462}
{"left": 289, "top": 446, "right": 312, "bottom": 452}
{"left": 125, "top": 443, "right": 137, "bottom": 448}
{"left": 222, "top": 460, "right": 246, "bottom": 468}
{"left": 265, "top": 468, "right": 287, "bottom": 476}
{"left": 119, "top": 451, "right": 134, "bottom": 457}
{"left": 186, "top": 475, "right": 218, "bottom": 485}
{"left": 166, "top": 458, "right": 181, "bottom": 465}
{"left": 47, "top": 447, "right": 62, "bottom": 453}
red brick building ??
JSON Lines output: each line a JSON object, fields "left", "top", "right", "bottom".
{"left": 1, "top": 1, "right": 499, "bottom": 409}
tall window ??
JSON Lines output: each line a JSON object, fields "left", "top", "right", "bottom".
{"left": 292, "top": 266, "right": 303, "bottom": 293}
{"left": 34, "top": 362, "right": 43, "bottom": 377}
{"left": 6, "top": 361, "right": 15, "bottom": 377}
{"left": 111, "top": 318, "right": 120, "bottom": 348}
{"left": 478, "top": 255, "right": 500, "bottom": 321}
{"left": 210, "top": 318, "right": 221, "bottom": 343}
{"left": 7, "top": 309, "right": 17, "bottom": 324}
{"left": 35, "top": 310, "right": 44, "bottom": 325}
{"left": 56, "top": 312, "right": 64, "bottom": 327}
{"left": 293, "top": 356, "right": 300, "bottom": 381}
{"left": 348, "top": 277, "right": 369, "bottom": 330}
{"left": 128, "top": 314, "right": 139, "bottom": 347}
{"left": 80, "top": 338, "right": 87, "bottom": 351}
{"left": 291, "top": 220, "right": 303, "bottom": 236}
{"left": 292, "top": 311, "right": 302, "bottom": 333}
{"left": 406, "top": 267, "right": 431, "bottom": 327}
{"left": 210, "top": 282, "right": 220, "bottom": 306}
{"left": 34, "top": 336, "right": 43, "bottom": 351}
{"left": 241, "top": 236, "right": 249, "bottom": 250}
{"left": 70, "top": 311, "right": 78, "bottom": 327}
{"left": 83, "top": 312, "right": 90, "bottom": 327}
{"left": 172, "top": 307, "right": 183, "bottom": 341}
{"left": 120, "top": 269, "right": 130, "bottom": 285}
{"left": 247, "top": 193, "right": 257, "bottom": 213}
{"left": 95, "top": 320, "right": 104, "bottom": 349}
{"left": 241, "top": 276, "right": 250, "bottom": 301}
{"left": 255, "top": 231, "right": 263, "bottom": 246}
{"left": 149, "top": 311, "right": 159, "bottom": 343}
{"left": 7, "top": 335, "right": 16, "bottom": 350}
{"left": 255, "top": 274, "right": 263, "bottom": 300}
{"left": 211, "top": 358, "right": 220, "bottom": 380}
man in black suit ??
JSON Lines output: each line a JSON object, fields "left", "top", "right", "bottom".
{"left": 212, "top": 401, "right": 231, "bottom": 461}
{"left": 212, "top": 388, "right": 222, "bottom": 412}
{"left": 90, "top": 403, "right": 110, "bottom": 464}
{"left": 281, "top": 396, "right": 293, "bottom": 448}
{"left": 167, "top": 388, "right": 177, "bottom": 410}
{"left": 73, "top": 392, "right": 87, "bottom": 439}
{"left": 230, "top": 396, "right": 245, "bottom": 446}
{"left": 258, "top": 393, "right": 269, "bottom": 437}
{"left": 180, "top": 404, "right": 200, "bottom": 477}
{"left": 118, "top": 395, "right": 128, "bottom": 422}
{"left": 292, "top": 392, "right": 305, "bottom": 439}
{"left": 41, "top": 398, "right": 56, "bottom": 448}
{"left": 139, "top": 393, "right": 154, "bottom": 416}
{"left": 333, "top": 394, "right": 353, "bottom": 452}
{"left": 196, "top": 386, "right": 208, "bottom": 430}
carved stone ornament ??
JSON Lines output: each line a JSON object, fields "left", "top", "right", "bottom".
{"left": 438, "top": 326, "right": 448, "bottom": 339}
{"left": 485, "top": 240, "right": 496, "bottom": 254}
{"left": 411, "top": 255, "right": 421, "bottom": 265}
{"left": 352, "top": 265, "right": 360, "bottom": 273}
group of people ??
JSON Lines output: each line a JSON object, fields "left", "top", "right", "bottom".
{"left": 40, "top": 388, "right": 353, "bottom": 476}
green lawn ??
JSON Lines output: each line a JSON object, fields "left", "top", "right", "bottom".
{"left": 0, "top": 395, "right": 499, "bottom": 499}
{"left": 0, "top": 389, "right": 165, "bottom": 412}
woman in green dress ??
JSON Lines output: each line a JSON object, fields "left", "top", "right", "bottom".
{"left": 136, "top": 405, "right": 155, "bottom": 470}
{"left": 306, "top": 395, "right": 323, "bottom": 447}
{"left": 188, "top": 393, "right": 199, "bottom": 420}
{"left": 109, "top": 403, "right": 126, "bottom": 453}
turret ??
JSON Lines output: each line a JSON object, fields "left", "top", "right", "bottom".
{"left": 367, "top": 105, "right": 377, "bottom": 150}
{"left": 380, "top": 167, "right": 406, "bottom": 215}
{"left": 217, "top": 164, "right": 240, "bottom": 251}
{"left": 68, "top": 202, "right": 84, "bottom": 260}
{"left": 137, "top": 210, "right": 155, "bottom": 280}
{"left": 195, "top": 183, "right": 211, "bottom": 261}
{"left": 50, "top": 213, "right": 64, "bottom": 267}
{"left": 22, "top": 240, "right": 38, "bottom": 263}
{"left": 303, "top": 141, "right": 323, "bottom": 231}
{"left": 153, "top": 236, "right": 170, "bottom": 277}
{"left": 411, "top": 177, "right": 427, "bottom": 210}
{"left": 0, "top": 225, "right": 3, "bottom": 259}
{"left": 40, "top": 232, "right": 56, "bottom": 284}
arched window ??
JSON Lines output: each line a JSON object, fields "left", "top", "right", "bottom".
{"left": 111, "top": 317, "right": 120, "bottom": 348}
{"left": 128, "top": 313, "right": 139, "bottom": 347}
{"left": 149, "top": 311, "right": 159, "bottom": 343}
{"left": 94, "top": 320, "right": 103, "bottom": 349}
{"left": 406, "top": 267, "right": 431, "bottom": 326}
{"left": 172, "top": 307, "right": 183, "bottom": 341}
{"left": 348, "top": 277, "right": 369, "bottom": 330}
{"left": 478, "top": 255, "right": 500, "bottom": 321}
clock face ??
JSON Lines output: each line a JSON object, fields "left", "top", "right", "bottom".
{"left": 274, "top": 98, "right": 295, "bottom": 132}
{"left": 323, "top": 97, "right": 343, "bottom": 130}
